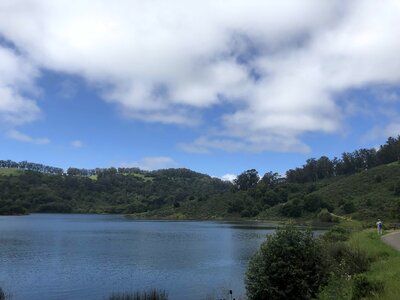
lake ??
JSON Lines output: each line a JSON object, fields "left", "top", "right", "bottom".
{"left": 0, "top": 214, "right": 325, "bottom": 300}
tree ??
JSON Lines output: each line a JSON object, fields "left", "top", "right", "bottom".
{"left": 245, "top": 225, "right": 327, "bottom": 300}
{"left": 233, "top": 169, "right": 259, "bottom": 191}
{"left": 260, "top": 171, "right": 280, "bottom": 188}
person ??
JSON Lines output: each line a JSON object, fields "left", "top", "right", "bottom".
{"left": 376, "top": 219, "right": 383, "bottom": 235}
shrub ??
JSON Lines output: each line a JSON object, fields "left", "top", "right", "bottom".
{"left": 323, "top": 226, "right": 350, "bottom": 242}
{"left": 374, "top": 175, "right": 382, "bottom": 183}
{"left": 304, "top": 194, "right": 322, "bottom": 212}
{"left": 279, "top": 201, "right": 303, "bottom": 217}
{"left": 343, "top": 201, "right": 355, "bottom": 214}
{"left": 318, "top": 209, "right": 337, "bottom": 222}
{"left": 245, "top": 225, "right": 327, "bottom": 300}
{"left": 351, "top": 275, "right": 384, "bottom": 300}
{"left": 0, "top": 288, "right": 5, "bottom": 300}
{"left": 326, "top": 243, "right": 370, "bottom": 276}
{"left": 318, "top": 276, "right": 352, "bottom": 300}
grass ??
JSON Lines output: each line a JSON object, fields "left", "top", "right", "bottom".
{"left": 126, "top": 173, "right": 154, "bottom": 182}
{"left": 348, "top": 230, "right": 400, "bottom": 299}
{"left": 0, "top": 168, "right": 24, "bottom": 176}
{"left": 88, "top": 173, "right": 154, "bottom": 182}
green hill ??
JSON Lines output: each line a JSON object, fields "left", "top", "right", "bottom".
{"left": 139, "top": 162, "right": 400, "bottom": 222}
{"left": 1, "top": 158, "right": 400, "bottom": 222}
{"left": 311, "top": 162, "right": 400, "bottom": 220}
{"left": 0, "top": 167, "right": 231, "bottom": 215}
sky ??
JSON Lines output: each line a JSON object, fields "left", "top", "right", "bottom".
{"left": 1, "top": 0, "right": 400, "bottom": 180}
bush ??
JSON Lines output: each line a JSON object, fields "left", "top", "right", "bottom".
{"left": 318, "top": 209, "right": 338, "bottom": 222}
{"left": 326, "top": 243, "right": 370, "bottom": 276}
{"left": 343, "top": 201, "right": 356, "bottom": 214}
{"left": 323, "top": 226, "right": 350, "bottom": 242}
{"left": 279, "top": 201, "right": 303, "bottom": 217}
{"left": 351, "top": 274, "right": 384, "bottom": 300}
{"left": 318, "top": 276, "right": 352, "bottom": 300}
{"left": 374, "top": 175, "right": 382, "bottom": 183}
{"left": 0, "top": 287, "right": 5, "bottom": 300}
{"left": 0, "top": 204, "right": 27, "bottom": 215}
{"left": 245, "top": 225, "right": 327, "bottom": 300}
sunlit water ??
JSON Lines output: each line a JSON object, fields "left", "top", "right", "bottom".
{"left": 0, "top": 214, "right": 325, "bottom": 300}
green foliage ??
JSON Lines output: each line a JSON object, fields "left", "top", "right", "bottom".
{"left": 318, "top": 277, "right": 352, "bottom": 300}
{"left": 375, "top": 174, "right": 383, "bottom": 183}
{"left": 393, "top": 180, "right": 400, "bottom": 196}
{"left": 317, "top": 209, "right": 337, "bottom": 222}
{"left": 326, "top": 242, "right": 370, "bottom": 276}
{"left": 0, "top": 167, "right": 231, "bottom": 215}
{"left": 245, "top": 225, "right": 327, "bottom": 300}
{"left": 343, "top": 201, "right": 356, "bottom": 214}
{"left": 279, "top": 200, "right": 303, "bottom": 217}
{"left": 323, "top": 226, "right": 351, "bottom": 242}
{"left": 233, "top": 169, "right": 259, "bottom": 191}
{"left": 109, "top": 290, "right": 168, "bottom": 300}
{"left": 351, "top": 274, "right": 384, "bottom": 300}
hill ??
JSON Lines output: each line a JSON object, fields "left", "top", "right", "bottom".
{"left": 138, "top": 162, "right": 400, "bottom": 222}
{"left": 0, "top": 167, "right": 231, "bottom": 215}
{"left": 1, "top": 135, "right": 400, "bottom": 222}
{"left": 311, "top": 162, "right": 400, "bottom": 220}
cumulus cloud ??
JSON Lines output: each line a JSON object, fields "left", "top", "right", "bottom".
{"left": 220, "top": 174, "right": 236, "bottom": 182}
{"left": 0, "top": 45, "right": 40, "bottom": 126}
{"left": 121, "top": 156, "right": 177, "bottom": 171}
{"left": 7, "top": 129, "right": 50, "bottom": 144}
{"left": 1, "top": 1, "right": 400, "bottom": 152}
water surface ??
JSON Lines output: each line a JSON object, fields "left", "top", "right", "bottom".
{"left": 0, "top": 214, "right": 323, "bottom": 299}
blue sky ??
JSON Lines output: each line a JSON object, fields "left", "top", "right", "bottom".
{"left": 1, "top": 1, "right": 400, "bottom": 179}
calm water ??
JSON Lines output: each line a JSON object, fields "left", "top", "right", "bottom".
{"left": 0, "top": 214, "right": 324, "bottom": 300}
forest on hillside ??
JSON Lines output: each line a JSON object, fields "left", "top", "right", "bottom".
{"left": 1, "top": 136, "right": 400, "bottom": 220}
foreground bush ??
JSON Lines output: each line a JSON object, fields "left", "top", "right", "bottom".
{"left": 109, "top": 289, "right": 168, "bottom": 300}
{"left": 0, "top": 287, "right": 5, "bottom": 300}
{"left": 245, "top": 225, "right": 327, "bottom": 300}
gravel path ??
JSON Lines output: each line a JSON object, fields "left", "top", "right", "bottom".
{"left": 382, "top": 231, "right": 400, "bottom": 251}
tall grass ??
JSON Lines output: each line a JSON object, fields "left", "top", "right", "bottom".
{"left": 108, "top": 289, "right": 168, "bottom": 300}
{"left": 320, "top": 229, "right": 400, "bottom": 299}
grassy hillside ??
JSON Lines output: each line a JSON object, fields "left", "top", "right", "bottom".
{"left": 319, "top": 228, "right": 400, "bottom": 300}
{"left": 0, "top": 168, "right": 24, "bottom": 176}
{"left": 310, "top": 162, "right": 400, "bottom": 221}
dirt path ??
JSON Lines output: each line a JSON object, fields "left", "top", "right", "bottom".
{"left": 382, "top": 231, "right": 400, "bottom": 251}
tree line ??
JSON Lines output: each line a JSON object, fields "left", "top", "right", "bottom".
{"left": 286, "top": 136, "right": 400, "bottom": 183}
{"left": 0, "top": 160, "right": 64, "bottom": 175}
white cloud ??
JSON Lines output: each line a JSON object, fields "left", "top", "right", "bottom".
{"left": 220, "top": 173, "right": 236, "bottom": 182}
{"left": 7, "top": 129, "right": 50, "bottom": 144}
{"left": 0, "top": 45, "right": 40, "bottom": 126}
{"left": 71, "top": 139, "right": 83, "bottom": 148}
{"left": 121, "top": 156, "right": 177, "bottom": 171}
{"left": 1, "top": 1, "right": 400, "bottom": 152}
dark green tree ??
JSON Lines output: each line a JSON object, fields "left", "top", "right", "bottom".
{"left": 245, "top": 225, "right": 327, "bottom": 300}
{"left": 233, "top": 169, "right": 259, "bottom": 191}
